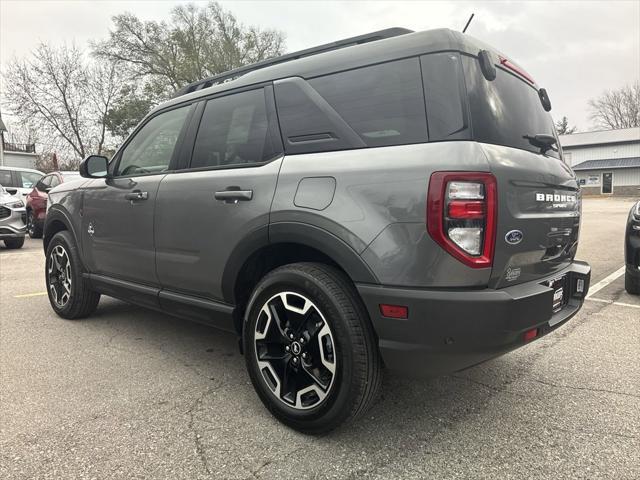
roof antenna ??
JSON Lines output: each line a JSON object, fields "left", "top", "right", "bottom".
{"left": 462, "top": 13, "right": 475, "bottom": 33}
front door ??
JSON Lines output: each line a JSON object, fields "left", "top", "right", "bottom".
{"left": 82, "top": 105, "right": 192, "bottom": 285}
{"left": 602, "top": 172, "right": 613, "bottom": 194}
{"left": 154, "top": 87, "right": 283, "bottom": 301}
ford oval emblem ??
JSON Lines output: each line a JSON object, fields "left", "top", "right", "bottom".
{"left": 505, "top": 230, "right": 523, "bottom": 245}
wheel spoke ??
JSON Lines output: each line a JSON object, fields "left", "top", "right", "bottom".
{"left": 254, "top": 291, "right": 337, "bottom": 410}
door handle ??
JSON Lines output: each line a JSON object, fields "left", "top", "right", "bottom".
{"left": 214, "top": 189, "right": 253, "bottom": 203}
{"left": 124, "top": 191, "right": 148, "bottom": 201}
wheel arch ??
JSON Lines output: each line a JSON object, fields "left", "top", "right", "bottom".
{"left": 224, "top": 222, "right": 379, "bottom": 335}
{"left": 43, "top": 207, "right": 79, "bottom": 254}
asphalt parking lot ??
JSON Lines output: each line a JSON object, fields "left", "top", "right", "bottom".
{"left": 1, "top": 196, "right": 638, "bottom": 480}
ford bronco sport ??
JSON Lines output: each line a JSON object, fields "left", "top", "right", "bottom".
{"left": 44, "top": 27, "right": 591, "bottom": 433}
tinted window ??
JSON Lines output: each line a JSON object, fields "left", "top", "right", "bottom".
{"left": 17, "top": 171, "right": 43, "bottom": 188}
{"left": 421, "top": 53, "right": 469, "bottom": 141}
{"left": 0, "top": 169, "right": 14, "bottom": 187}
{"left": 191, "top": 89, "right": 276, "bottom": 169}
{"left": 308, "top": 58, "right": 427, "bottom": 148}
{"left": 462, "top": 55, "right": 559, "bottom": 158}
{"left": 117, "top": 106, "right": 190, "bottom": 176}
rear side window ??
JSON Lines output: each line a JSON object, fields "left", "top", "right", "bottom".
{"left": 49, "top": 175, "right": 61, "bottom": 188}
{"left": 191, "top": 89, "right": 277, "bottom": 169}
{"left": 275, "top": 58, "right": 427, "bottom": 154}
{"left": 309, "top": 58, "right": 427, "bottom": 148}
{"left": 420, "top": 53, "right": 469, "bottom": 141}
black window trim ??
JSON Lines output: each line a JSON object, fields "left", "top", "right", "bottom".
{"left": 174, "top": 83, "right": 284, "bottom": 174}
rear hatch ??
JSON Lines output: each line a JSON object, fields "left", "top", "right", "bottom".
{"left": 460, "top": 53, "right": 580, "bottom": 288}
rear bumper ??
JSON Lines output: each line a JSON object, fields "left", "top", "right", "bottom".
{"left": 357, "top": 261, "right": 591, "bottom": 378}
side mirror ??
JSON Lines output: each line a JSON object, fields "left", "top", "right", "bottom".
{"left": 80, "top": 155, "right": 109, "bottom": 178}
{"left": 5, "top": 187, "right": 18, "bottom": 195}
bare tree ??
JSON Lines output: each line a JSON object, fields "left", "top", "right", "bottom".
{"left": 588, "top": 82, "right": 640, "bottom": 130}
{"left": 2, "top": 43, "right": 120, "bottom": 164}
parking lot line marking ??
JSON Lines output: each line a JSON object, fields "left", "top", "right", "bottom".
{"left": 586, "top": 297, "right": 640, "bottom": 309}
{"left": 14, "top": 292, "right": 47, "bottom": 298}
{"left": 586, "top": 266, "right": 626, "bottom": 298}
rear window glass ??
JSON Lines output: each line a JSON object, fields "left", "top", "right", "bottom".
{"left": 308, "top": 58, "right": 428, "bottom": 148}
{"left": 462, "top": 54, "right": 559, "bottom": 158}
{"left": 191, "top": 89, "right": 277, "bottom": 168}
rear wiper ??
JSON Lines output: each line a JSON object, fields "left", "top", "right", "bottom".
{"left": 523, "top": 134, "right": 557, "bottom": 154}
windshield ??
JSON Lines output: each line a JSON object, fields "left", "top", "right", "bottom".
{"left": 462, "top": 54, "right": 559, "bottom": 159}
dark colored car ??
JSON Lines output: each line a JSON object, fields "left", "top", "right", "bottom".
{"left": 26, "top": 171, "right": 80, "bottom": 238}
{"left": 625, "top": 200, "right": 640, "bottom": 294}
{"left": 44, "top": 27, "right": 590, "bottom": 433}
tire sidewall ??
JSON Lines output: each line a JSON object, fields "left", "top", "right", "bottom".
{"left": 244, "top": 266, "right": 360, "bottom": 430}
{"left": 45, "top": 231, "right": 82, "bottom": 317}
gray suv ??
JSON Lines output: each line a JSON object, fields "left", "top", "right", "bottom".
{"left": 44, "top": 28, "right": 591, "bottom": 433}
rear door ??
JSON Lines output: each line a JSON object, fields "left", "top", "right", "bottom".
{"left": 81, "top": 104, "right": 192, "bottom": 287}
{"left": 154, "top": 86, "right": 283, "bottom": 302}
{"left": 460, "top": 53, "right": 580, "bottom": 288}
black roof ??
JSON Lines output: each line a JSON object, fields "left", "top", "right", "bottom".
{"left": 155, "top": 27, "right": 497, "bottom": 115}
{"left": 572, "top": 157, "right": 640, "bottom": 171}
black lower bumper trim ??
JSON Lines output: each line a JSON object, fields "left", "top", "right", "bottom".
{"left": 357, "top": 261, "right": 591, "bottom": 378}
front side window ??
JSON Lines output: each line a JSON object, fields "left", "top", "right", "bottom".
{"left": 17, "top": 171, "right": 43, "bottom": 188}
{"left": 37, "top": 175, "right": 52, "bottom": 191}
{"left": 116, "top": 106, "right": 190, "bottom": 176}
{"left": 191, "top": 89, "right": 276, "bottom": 169}
{"left": 49, "top": 175, "right": 61, "bottom": 188}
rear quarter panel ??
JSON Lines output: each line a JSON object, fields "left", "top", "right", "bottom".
{"left": 271, "top": 141, "right": 494, "bottom": 287}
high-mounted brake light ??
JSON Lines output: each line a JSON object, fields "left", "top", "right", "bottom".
{"left": 427, "top": 172, "right": 497, "bottom": 268}
{"left": 499, "top": 56, "right": 535, "bottom": 85}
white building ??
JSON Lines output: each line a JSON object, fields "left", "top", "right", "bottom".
{"left": 560, "top": 127, "right": 640, "bottom": 196}
{"left": 0, "top": 114, "right": 39, "bottom": 169}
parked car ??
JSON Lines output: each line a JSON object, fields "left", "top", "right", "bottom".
{"left": 25, "top": 171, "right": 81, "bottom": 238}
{"left": 625, "top": 200, "right": 640, "bottom": 294}
{"left": 0, "top": 183, "right": 27, "bottom": 249}
{"left": 44, "top": 27, "right": 591, "bottom": 433}
{"left": 0, "top": 166, "right": 44, "bottom": 201}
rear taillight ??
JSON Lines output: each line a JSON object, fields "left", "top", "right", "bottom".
{"left": 427, "top": 172, "right": 497, "bottom": 268}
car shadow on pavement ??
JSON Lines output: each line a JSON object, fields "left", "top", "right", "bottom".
{"left": 81, "top": 297, "right": 517, "bottom": 441}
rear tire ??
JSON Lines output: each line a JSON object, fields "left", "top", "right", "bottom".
{"left": 45, "top": 231, "right": 100, "bottom": 319}
{"left": 4, "top": 237, "right": 25, "bottom": 249}
{"left": 27, "top": 211, "right": 43, "bottom": 238}
{"left": 243, "top": 262, "right": 382, "bottom": 434}
{"left": 625, "top": 270, "right": 640, "bottom": 295}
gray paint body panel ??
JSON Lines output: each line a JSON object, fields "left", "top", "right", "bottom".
{"left": 272, "top": 142, "right": 493, "bottom": 287}
{"left": 154, "top": 159, "right": 283, "bottom": 301}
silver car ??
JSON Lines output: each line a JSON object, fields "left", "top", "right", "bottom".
{"left": 0, "top": 183, "right": 27, "bottom": 249}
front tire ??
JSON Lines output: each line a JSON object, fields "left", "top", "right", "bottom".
{"left": 27, "top": 210, "right": 43, "bottom": 238}
{"left": 45, "top": 231, "right": 100, "bottom": 319}
{"left": 4, "top": 236, "right": 25, "bottom": 249}
{"left": 243, "top": 262, "right": 382, "bottom": 434}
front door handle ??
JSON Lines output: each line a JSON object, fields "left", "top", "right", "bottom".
{"left": 124, "top": 191, "right": 148, "bottom": 201}
{"left": 214, "top": 189, "right": 253, "bottom": 203}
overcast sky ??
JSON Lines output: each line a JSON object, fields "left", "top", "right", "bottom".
{"left": 1, "top": 0, "right": 639, "bottom": 131}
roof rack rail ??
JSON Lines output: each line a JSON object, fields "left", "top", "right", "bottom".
{"left": 173, "top": 27, "right": 413, "bottom": 98}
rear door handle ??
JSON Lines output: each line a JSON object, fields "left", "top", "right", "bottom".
{"left": 124, "top": 191, "right": 148, "bottom": 201}
{"left": 214, "top": 189, "right": 253, "bottom": 203}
